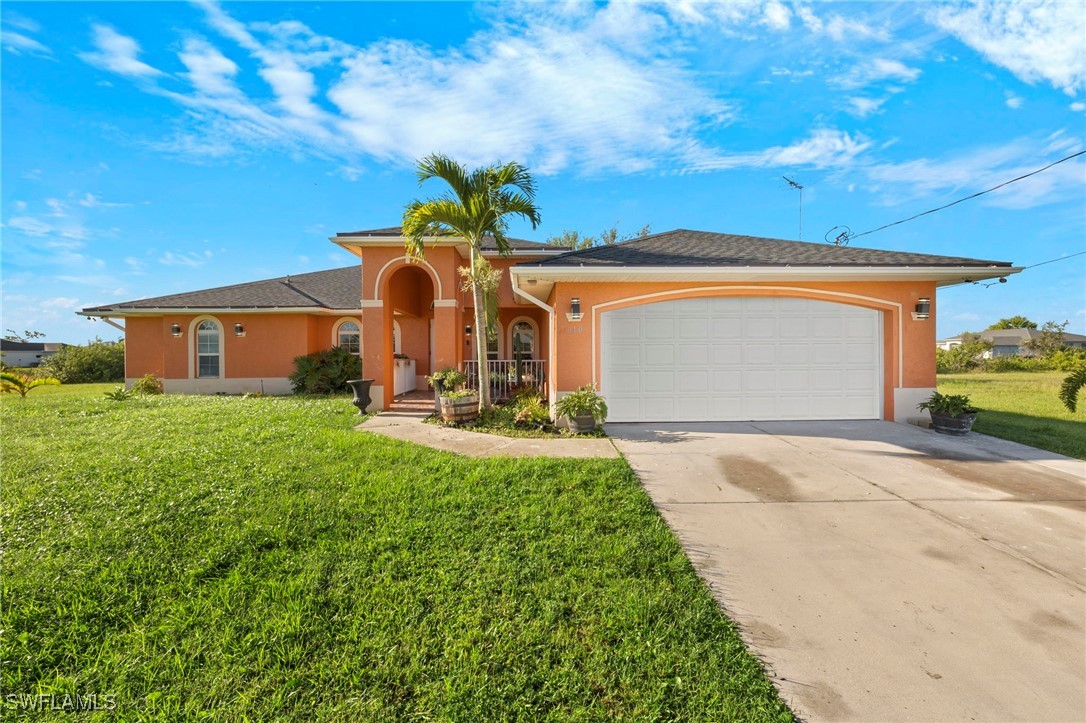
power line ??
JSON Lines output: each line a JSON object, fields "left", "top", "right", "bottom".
{"left": 826, "top": 149, "right": 1086, "bottom": 245}
{"left": 1022, "top": 250, "right": 1086, "bottom": 270}
{"left": 944, "top": 249, "right": 1086, "bottom": 289}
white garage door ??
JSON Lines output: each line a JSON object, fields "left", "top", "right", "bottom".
{"left": 601, "top": 297, "right": 881, "bottom": 422}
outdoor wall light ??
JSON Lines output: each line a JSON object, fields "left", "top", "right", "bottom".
{"left": 566, "top": 296, "right": 584, "bottom": 322}
{"left": 171, "top": 324, "right": 183, "bottom": 337}
{"left": 234, "top": 323, "right": 246, "bottom": 337}
{"left": 912, "top": 297, "right": 931, "bottom": 321}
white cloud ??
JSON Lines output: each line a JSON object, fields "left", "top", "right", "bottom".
{"left": 158, "top": 250, "right": 213, "bottom": 267}
{"left": 78, "top": 193, "right": 130, "bottom": 208}
{"left": 686, "top": 129, "right": 871, "bottom": 172}
{"left": 80, "top": 24, "right": 162, "bottom": 78}
{"left": 123, "top": 256, "right": 145, "bottom": 272}
{"left": 846, "top": 96, "right": 886, "bottom": 118}
{"left": 863, "top": 132, "right": 1086, "bottom": 210}
{"left": 13, "top": 200, "right": 27, "bottom": 211}
{"left": 7, "top": 216, "right": 53, "bottom": 236}
{"left": 1, "top": 29, "right": 51, "bottom": 56}
{"left": 1004, "top": 92, "right": 1023, "bottom": 109}
{"left": 929, "top": 0, "right": 1085, "bottom": 95}
{"left": 45, "top": 198, "right": 67, "bottom": 217}
{"left": 1071, "top": 101, "right": 1086, "bottom": 112}
{"left": 178, "top": 36, "right": 240, "bottom": 97}
{"left": 835, "top": 58, "right": 921, "bottom": 90}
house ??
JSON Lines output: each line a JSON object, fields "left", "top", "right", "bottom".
{"left": 0, "top": 340, "right": 66, "bottom": 367}
{"left": 935, "top": 336, "right": 962, "bottom": 351}
{"left": 978, "top": 328, "right": 1086, "bottom": 357}
{"left": 79, "top": 228, "right": 1018, "bottom": 423}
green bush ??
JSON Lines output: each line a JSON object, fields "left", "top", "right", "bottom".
{"left": 1046, "top": 347, "right": 1086, "bottom": 371}
{"left": 43, "top": 338, "right": 125, "bottom": 383}
{"left": 131, "top": 373, "right": 164, "bottom": 395}
{"left": 288, "top": 346, "right": 361, "bottom": 395}
{"left": 981, "top": 355, "right": 1053, "bottom": 373}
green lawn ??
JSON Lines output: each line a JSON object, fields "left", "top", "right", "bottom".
{"left": 937, "top": 371, "right": 1086, "bottom": 459}
{"left": 1, "top": 385, "right": 789, "bottom": 721}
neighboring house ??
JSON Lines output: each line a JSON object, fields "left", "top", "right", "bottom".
{"left": 0, "top": 340, "right": 65, "bottom": 367}
{"left": 977, "top": 328, "right": 1086, "bottom": 357}
{"left": 935, "top": 336, "right": 962, "bottom": 351}
{"left": 79, "top": 227, "right": 1018, "bottom": 423}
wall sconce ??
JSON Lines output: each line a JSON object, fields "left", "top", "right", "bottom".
{"left": 464, "top": 324, "right": 472, "bottom": 345}
{"left": 912, "top": 297, "right": 931, "bottom": 321}
{"left": 234, "top": 323, "right": 246, "bottom": 337}
{"left": 171, "top": 324, "right": 183, "bottom": 337}
{"left": 566, "top": 297, "right": 583, "bottom": 322}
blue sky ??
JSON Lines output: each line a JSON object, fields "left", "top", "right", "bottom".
{"left": 2, "top": 0, "right": 1084, "bottom": 344}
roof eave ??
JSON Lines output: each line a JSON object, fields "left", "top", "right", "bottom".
{"left": 78, "top": 307, "right": 360, "bottom": 317}
{"left": 508, "top": 265, "right": 1022, "bottom": 286}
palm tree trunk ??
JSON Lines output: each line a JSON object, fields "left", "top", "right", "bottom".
{"left": 469, "top": 244, "right": 492, "bottom": 410}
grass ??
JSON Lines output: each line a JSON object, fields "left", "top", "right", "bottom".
{"left": 937, "top": 371, "right": 1086, "bottom": 459}
{"left": 2, "top": 384, "right": 789, "bottom": 721}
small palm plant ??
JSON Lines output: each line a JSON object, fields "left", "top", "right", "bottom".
{"left": 0, "top": 371, "right": 60, "bottom": 398}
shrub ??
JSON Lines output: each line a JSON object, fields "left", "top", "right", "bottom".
{"left": 917, "top": 392, "right": 978, "bottom": 417}
{"left": 427, "top": 367, "right": 466, "bottom": 392}
{"left": 103, "top": 386, "right": 133, "bottom": 402}
{"left": 981, "top": 355, "right": 1053, "bottom": 373}
{"left": 131, "top": 373, "right": 164, "bottom": 395}
{"left": 1046, "top": 347, "right": 1086, "bottom": 371}
{"left": 43, "top": 338, "right": 125, "bottom": 383}
{"left": 508, "top": 386, "right": 551, "bottom": 428}
{"left": 288, "top": 346, "right": 361, "bottom": 395}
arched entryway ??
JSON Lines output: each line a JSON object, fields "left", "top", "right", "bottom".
{"left": 379, "top": 264, "right": 435, "bottom": 407}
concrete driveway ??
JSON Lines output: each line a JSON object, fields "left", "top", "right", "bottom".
{"left": 608, "top": 421, "right": 1086, "bottom": 722}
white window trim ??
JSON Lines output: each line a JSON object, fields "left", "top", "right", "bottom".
{"left": 188, "top": 315, "right": 224, "bottom": 379}
{"left": 332, "top": 317, "right": 362, "bottom": 354}
{"left": 507, "top": 316, "right": 538, "bottom": 359}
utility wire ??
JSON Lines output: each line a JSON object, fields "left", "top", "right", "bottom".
{"left": 828, "top": 149, "right": 1086, "bottom": 245}
{"left": 942, "top": 249, "right": 1086, "bottom": 289}
{"left": 1022, "top": 250, "right": 1086, "bottom": 270}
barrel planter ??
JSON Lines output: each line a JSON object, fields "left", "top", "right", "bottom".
{"left": 930, "top": 412, "right": 977, "bottom": 436}
{"left": 440, "top": 393, "right": 479, "bottom": 424}
{"left": 346, "top": 379, "right": 375, "bottom": 415}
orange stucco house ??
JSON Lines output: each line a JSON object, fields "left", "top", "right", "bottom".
{"left": 80, "top": 228, "right": 1018, "bottom": 423}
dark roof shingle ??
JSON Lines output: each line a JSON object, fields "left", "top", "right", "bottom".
{"left": 519, "top": 229, "right": 1013, "bottom": 268}
{"left": 83, "top": 266, "right": 361, "bottom": 313}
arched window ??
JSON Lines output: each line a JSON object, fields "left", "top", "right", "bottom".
{"left": 196, "top": 320, "right": 221, "bottom": 378}
{"left": 509, "top": 319, "right": 536, "bottom": 360}
{"left": 393, "top": 320, "right": 402, "bottom": 354}
{"left": 335, "top": 320, "right": 361, "bottom": 355}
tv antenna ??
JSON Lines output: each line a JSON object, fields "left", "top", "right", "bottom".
{"left": 783, "top": 176, "right": 804, "bottom": 240}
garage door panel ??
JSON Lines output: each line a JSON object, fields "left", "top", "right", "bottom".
{"left": 602, "top": 297, "right": 881, "bottom": 422}
{"left": 643, "top": 344, "right": 674, "bottom": 365}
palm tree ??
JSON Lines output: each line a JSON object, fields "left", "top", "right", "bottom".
{"left": 402, "top": 154, "right": 541, "bottom": 410}
{"left": 1, "top": 371, "right": 60, "bottom": 397}
{"left": 1059, "top": 367, "right": 1086, "bottom": 412}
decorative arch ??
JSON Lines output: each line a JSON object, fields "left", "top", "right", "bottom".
{"left": 188, "top": 315, "right": 224, "bottom": 379}
{"left": 374, "top": 255, "right": 444, "bottom": 301}
{"left": 507, "top": 316, "right": 539, "bottom": 360}
{"left": 332, "top": 317, "right": 361, "bottom": 354}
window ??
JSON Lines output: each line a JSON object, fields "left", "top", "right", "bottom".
{"left": 510, "top": 320, "right": 536, "bottom": 360}
{"left": 486, "top": 324, "right": 500, "bottom": 361}
{"left": 196, "top": 320, "right": 221, "bottom": 378}
{"left": 337, "top": 321, "right": 360, "bottom": 355}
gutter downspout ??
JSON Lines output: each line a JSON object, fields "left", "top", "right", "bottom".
{"left": 510, "top": 275, "right": 557, "bottom": 412}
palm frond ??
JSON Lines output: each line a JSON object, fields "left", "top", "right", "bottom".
{"left": 416, "top": 154, "right": 473, "bottom": 203}
{"left": 1059, "top": 367, "right": 1086, "bottom": 412}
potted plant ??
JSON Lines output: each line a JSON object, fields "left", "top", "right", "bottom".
{"left": 555, "top": 383, "right": 608, "bottom": 434}
{"left": 917, "top": 392, "right": 979, "bottom": 436}
{"left": 426, "top": 367, "right": 467, "bottom": 413}
{"left": 439, "top": 388, "right": 480, "bottom": 424}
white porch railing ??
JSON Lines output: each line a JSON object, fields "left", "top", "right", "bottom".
{"left": 463, "top": 359, "right": 546, "bottom": 400}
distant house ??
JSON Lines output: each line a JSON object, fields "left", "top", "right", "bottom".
{"left": 0, "top": 340, "right": 65, "bottom": 367}
{"left": 936, "top": 336, "right": 962, "bottom": 351}
{"left": 978, "top": 328, "right": 1086, "bottom": 357}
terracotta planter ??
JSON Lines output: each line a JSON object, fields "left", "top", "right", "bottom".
{"left": 346, "top": 379, "right": 374, "bottom": 414}
{"left": 440, "top": 394, "right": 479, "bottom": 424}
{"left": 567, "top": 414, "right": 597, "bottom": 434}
{"left": 930, "top": 411, "right": 977, "bottom": 436}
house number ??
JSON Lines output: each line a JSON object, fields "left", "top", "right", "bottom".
{"left": 566, "top": 325, "right": 584, "bottom": 334}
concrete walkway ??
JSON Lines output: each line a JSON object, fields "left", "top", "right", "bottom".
{"left": 358, "top": 410, "right": 619, "bottom": 458}
{"left": 610, "top": 420, "right": 1086, "bottom": 723}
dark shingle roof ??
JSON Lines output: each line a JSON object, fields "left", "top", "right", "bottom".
{"left": 82, "top": 266, "right": 361, "bottom": 313}
{"left": 336, "top": 226, "right": 554, "bottom": 251}
{"left": 518, "top": 229, "right": 1013, "bottom": 268}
